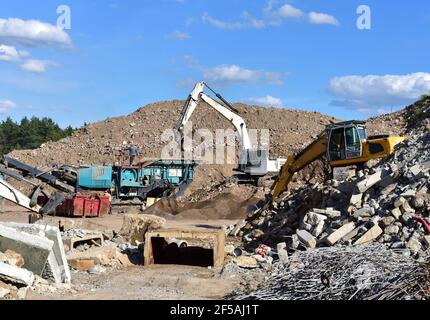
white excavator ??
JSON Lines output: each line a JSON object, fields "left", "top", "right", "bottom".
{"left": 174, "top": 81, "right": 286, "bottom": 185}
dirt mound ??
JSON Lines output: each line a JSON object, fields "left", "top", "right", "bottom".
{"left": 403, "top": 95, "right": 430, "bottom": 133}
{"left": 144, "top": 192, "right": 260, "bottom": 220}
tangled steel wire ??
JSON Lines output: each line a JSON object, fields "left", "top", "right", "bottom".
{"left": 238, "top": 244, "right": 430, "bottom": 300}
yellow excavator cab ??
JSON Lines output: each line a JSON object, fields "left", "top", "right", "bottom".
{"left": 326, "top": 121, "right": 405, "bottom": 167}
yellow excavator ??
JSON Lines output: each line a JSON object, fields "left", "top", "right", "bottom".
{"left": 249, "top": 120, "right": 405, "bottom": 220}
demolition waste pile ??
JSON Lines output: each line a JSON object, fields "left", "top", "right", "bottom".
{"left": 0, "top": 95, "right": 429, "bottom": 300}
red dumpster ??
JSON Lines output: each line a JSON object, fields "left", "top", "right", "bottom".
{"left": 56, "top": 193, "right": 111, "bottom": 217}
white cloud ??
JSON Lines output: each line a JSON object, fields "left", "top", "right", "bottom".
{"left": 0, "top": 18, "right": 72, "bottom": 47}
{"left": 202, "top": 12, "right": 264, "bottom": 30}
{"left": 329, "top": 72, "right": 430, "bottom": 109}
{"left": 0, "top": 44, "right": 32, "bottom": 62}
{"left": 308, "top": 12, "right": 340, "bottom": 26}
{"left": 203, "top": 2, "right": 340, "bottom": 30}
{"left": 249, "top": 95, "right": 283, "bottom": 107}
{"left": 202, "top": 64, "right": 285, "bottom": 85}
{"left": 0, "top": 99, "right": 16, "bottom": 113}
{"left": 277, "top": 4, "right": 304, "bottom": 18}
{"left": 0, "top": 44, "right": 20, "bottom": 61}
{"left": 20, "top": 59, "right": 58, "bottom": 73}
{"left": 166, "top": 30, "right": 191, "bottom": 40}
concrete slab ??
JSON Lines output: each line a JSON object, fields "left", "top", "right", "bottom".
{"left": 296, "top": 229, "right": 316, "bottom": 249}
{"left": 0, "top": 262, "right": 34, "bottom": 287}
{"left": 0, "top": 224, "right": 53, "bottom": 275}
{"left": 326, "top": 222, "right": 356, "bottom": 246}
{"left": 354, "top": 225, "right": 383, "bottom": 246}
{"left": 4, "top": 223, "right": 71, "bottom": 284}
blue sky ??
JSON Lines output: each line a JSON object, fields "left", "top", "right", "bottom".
{"left": 0, "top": 0, "right": 430, "bottom": 128}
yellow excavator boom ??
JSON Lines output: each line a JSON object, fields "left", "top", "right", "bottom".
{"left": 271, "top": 134, "right": 327, "bottom": 200}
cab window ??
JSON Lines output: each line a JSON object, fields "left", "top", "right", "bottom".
{"left": 345, "top": 126, "right": 362, "bottom": 159}
{"left": 358, "top": 127, "right": 367, "bottom": 140}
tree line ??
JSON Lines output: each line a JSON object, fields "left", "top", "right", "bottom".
{"left": 0, "top": 116, "right": 74, "bottom": 155}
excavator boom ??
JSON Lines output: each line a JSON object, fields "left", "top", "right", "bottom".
{"left": 271, "top": 134, "right": 327, "bottom": 200}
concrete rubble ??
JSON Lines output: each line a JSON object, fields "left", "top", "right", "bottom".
{"left": 241, "top": 131, "right": 430, "bottom": 260}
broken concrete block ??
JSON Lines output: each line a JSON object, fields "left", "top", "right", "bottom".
{"left": 354, "top": 225, "right": 383, "bottom": 246}
{"left": 402, "top": 201, "right": 415, "bottom": 214}
{"left": 401, "top": 213, "right": 413, "bottom": 224}
{"left": 118, "top": 214, "right": 166, "bottom": 245}
{"left": 312, "top": 221, "right": 326, "bottom": 238}
{"left": 401, "top": 189, "right": 417, "bottom": 197}
{"left": 410, "top": 164, "right": 423, "bottom": 176}
{"left": 353, "top": 207, "right": 374, "bottom": 218}
{"left": 384, "top": 225, "right": 400, "bottom": 235}
{"left": 407, "top": 238, "right": 422, "bottom": 254}
{"left": 0, "top": 225, "right": 53, "bottom": 276}
{"left": 306, "top": 212, "right": 327, "bottom": 226}
{"left": 0, "top": 262, "right": 34, "bottom": 287}
{"left": 324, "top": 208, "right": 342, "bottom": 219}
{"left": 296, "top": 230, "right": 316, "bottom": 249}
{"left": 356, "top": 170, "right": 384, "bottom": 193}
{"left": 233, "top": 256, "right": 259, "bottom": 269}
{"left": 391, "top": 208, "right": 402, "bottom": 220}
{"left": 326, "top": 222, "right": 356, "bottom": 246}
{"left": 350, "top": 193, "right": 363, "bottom": 205}
{"left": 394, "top": 197, "right": 406, "bottom": 208}
{"left": 380, "top": 216, "right": 396, "bottom": 228}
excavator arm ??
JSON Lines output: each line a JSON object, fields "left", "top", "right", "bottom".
{"left": 174, "top": 81, "right": 252, "bottom": 150}
{"left": 248, "top": 133, "right": 327, "bottom": 221}
{"left": 271, "top": 134, "right": 327, "bottom": 200}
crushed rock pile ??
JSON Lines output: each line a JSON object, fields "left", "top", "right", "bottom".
{"left": 241, "top": 130, "right": 430, "bottom": 258}
{"left": 403, "top": 95, "right": 430, "bottom": 133}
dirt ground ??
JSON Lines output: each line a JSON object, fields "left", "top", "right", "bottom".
{"left": 0, "top": 204, "right": 258, "bottom": 300}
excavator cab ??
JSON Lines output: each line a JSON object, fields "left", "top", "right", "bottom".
{"left": 327, "top": 121, "right": 405, "bottom": 168}
{"left": 327, "top": 121, "right": 366, "bottom": 162}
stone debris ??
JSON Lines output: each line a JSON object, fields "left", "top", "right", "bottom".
{"left": 0, "top": 262, "right": 34, "bottom": 287}
{"left": 241, "top": 131, "right": 430, "bottom": 260}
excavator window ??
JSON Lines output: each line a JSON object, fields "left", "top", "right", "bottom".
{"left": 345, "top": 126, "right": 362, "bottom": 159}
{"left": 328, "top": 128, "right": 345, "bottom": 161}
{"left": 328, "top": 125, "right": 363, "bottom": 161}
